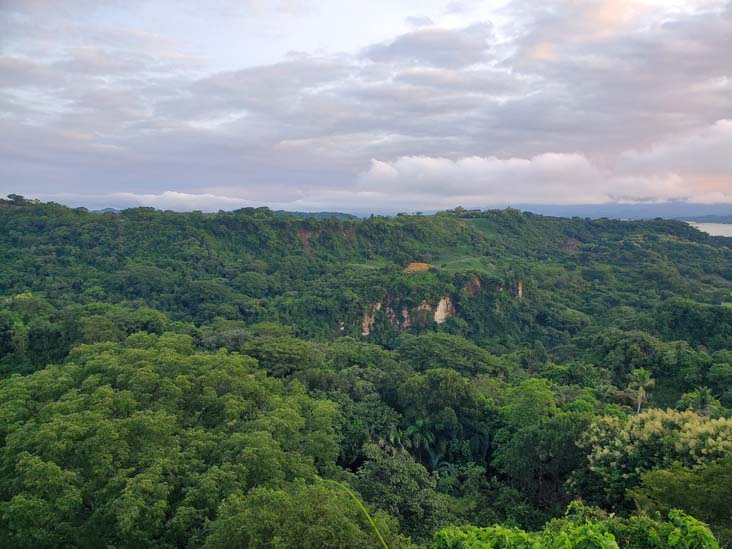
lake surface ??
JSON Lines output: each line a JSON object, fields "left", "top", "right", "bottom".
{"left": 687, "top": 222, "right": 732, "bottom": 237}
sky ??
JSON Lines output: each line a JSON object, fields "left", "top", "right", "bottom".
{"left": 1, "top": 0, "right": 731, "bottom": 213}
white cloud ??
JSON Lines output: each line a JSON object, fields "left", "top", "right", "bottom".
{"left": 618, "top": 119, "right": 732, "bottom": 179}
{"left": 1, "top": 0, "right": 731, "bottom": 210}
{"left": 356, "top": 118, "right": 732, "bottom": 207}
{"left": 22, "top": 191, "right": 257, "bottom": 211}
{"left": 6, "top": 117, "right": 731, "bottom": 213}
{"left": 357, "top": 153, "right": 662, "bottom": 206}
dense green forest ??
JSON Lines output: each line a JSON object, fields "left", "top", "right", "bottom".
{"left": 1, "top": 194, "right": 731, "bottom": 548}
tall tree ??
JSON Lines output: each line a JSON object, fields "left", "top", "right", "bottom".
{"left": 628, "top": 368, "right": 655, "bottom": 413}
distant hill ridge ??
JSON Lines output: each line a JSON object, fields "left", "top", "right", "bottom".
{"left": 8, "top": 191, "right": 732, "bottom": 220}
{"left": 3, "top": 194, "right": 732, "bottom": 353}
{"left": 682, "top": 215, "right": 732, "bottom": 223}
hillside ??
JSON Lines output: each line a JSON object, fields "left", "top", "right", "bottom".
{"left": 1, "top": 196, "right": 731, "bottom": 547}
{"left": 3, "top": 197, "right": 732, "bottom": 351}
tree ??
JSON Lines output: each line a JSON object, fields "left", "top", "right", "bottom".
{"left": 202, "top": 481, "right": 406, "bottom": 548}
{"left": 396, "top": 333, "right": 501, "bottom": 376}
{"left": 493, "top": 411, "right": 592, "bottom": 508}
{"left": 578, "top": 409, "right": 732, "bottom": 510}
{"left": 627, "top": 368, "right": 655, "bottom": 413}
{"left": 633, "top": 459, "right": 732, "bottom": 546}
{"left": 396, "top": 368, "right": 488, "bottom": 467}
{"left": 404, "top": 419, "right": 436, "bottom": 458}
{"left": 677, "top": 387, "right": 721, "bottom": 417}
{"left": 354, "top": 444, "right": 451, "bottom": 541}
{"left": 241, "top": 336, "right": 325, "bottom": 377}
{"left": 0, "top": 334, "right": 342, "bottom": 547}
{"left": 499, "top": 379, "right": 557, "bottom": 431}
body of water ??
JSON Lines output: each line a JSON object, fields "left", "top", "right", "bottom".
{"left": 687, "top": 222, "right": 732, "bottom": 237}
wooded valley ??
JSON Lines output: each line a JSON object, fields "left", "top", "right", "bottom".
{"left": 1, "top": 195, "right": 731, "bottom": 547}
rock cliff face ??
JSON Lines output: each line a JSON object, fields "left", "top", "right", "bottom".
{"left": 296, "top": 228, "right": 323, "bottom": 257}
{"left": 361, "top": 302, "right": 382, "bottom": 336}
{"left": 464, "top": 277, "right": 481, "bottom": 295}
{"left": 360, "top": 296, "right": 455, "bottom": 335}
{"left": 434, "top": 297, "right": 455, "bottom": 323}
{"left": 356, "top": 276, "right": 527, "bottom": 335}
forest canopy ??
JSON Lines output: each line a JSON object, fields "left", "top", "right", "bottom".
{"left": 1, "top": 197, "right": 731, "bottom": 547}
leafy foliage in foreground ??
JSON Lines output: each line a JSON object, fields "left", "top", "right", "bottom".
{"left": 433, "top": 504, "right": 719, "bottom": 548}
{"left": 0, "top": 335, "right": 344, "bottom": 547}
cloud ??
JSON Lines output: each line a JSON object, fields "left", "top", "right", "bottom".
{"left": 620, "top": 119, "right": 732, "bottom": 175}
{"left": 363, "top": 23, "right": 494, "bottom": 68}
{"left": 44, "top": 190, "right": 258, "bottom": 211}
{"left": 0, "top": 56, "right": 59, "bottom": 88}
{"left": 617, "top": 118, "right": 732, "bottom": 202}
{"left": 356, "top": 153, "right": 665, "bottom": 206}
{"left": 404, "top": 16, "right": 435, "bottom": 28}
{"left": 356, "top": 118, "right": 732, "bottom": 208}
{"left": 356, "top": 154, "right": 690, "bottom": 207}
{"left": 9, "top": 118, "right": 731, "bottom": 212}
{"left": 1, "top": 0, "right": 731, "bottom": 211}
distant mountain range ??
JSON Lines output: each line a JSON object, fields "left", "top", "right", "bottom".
{"left": 682, "top": 215, "right": 732, "bottom": 224}
{"left": 82, "top": 202, "right": 732, "bottom": 221}
{"left": 512, "top": 202, "right": 732, "bottom": 221}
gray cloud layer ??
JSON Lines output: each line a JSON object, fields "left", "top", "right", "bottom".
{"left": 1, "top": 0, "right": 731, "bottom": 212}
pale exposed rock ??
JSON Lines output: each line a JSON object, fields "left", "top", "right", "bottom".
{"left": 386, "top": 306, "right": 398, "bottom": 323}
{"left": 361, "top": 302, "right": 382, "bottom": 336}
{"left": 434, "top": 297, "right": 455, "bottom": 324}
{"left": 364, "top": 297, "right": 455, "bottom": 333}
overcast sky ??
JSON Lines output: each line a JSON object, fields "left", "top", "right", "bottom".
{"left": 1, "top": 0, "right": 731, "bottom": 212}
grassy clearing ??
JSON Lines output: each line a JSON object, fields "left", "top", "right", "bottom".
{"left": 345, "top": 259, "right": 389, "bottom": 270}
{"left": 465, "top": 218, "right": 499, "bottom": 238}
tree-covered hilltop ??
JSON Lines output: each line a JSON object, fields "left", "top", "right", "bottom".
{"left": 4, "top": 196, "right": 732, "bottom": 345}
{"left": 1, "top": 196, "right": 731, "bottom": 547}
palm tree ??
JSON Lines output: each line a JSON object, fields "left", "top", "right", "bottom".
{"left": 426, "top": 441, "right": 452, "bottom": 473}
{"left": 376, "top": 422, "right": 404, "bottom": 449}
{"left": 404, "top": 419, "right": 435, "bottom": 461}
{"left": 679, "top": 386, "right": 720, "bottom": 416}
{"left": 628, "top": 368, "right": 655, "bottom": 414}
{"left": 469, "top": 423, "right": 492, "bottom": 461}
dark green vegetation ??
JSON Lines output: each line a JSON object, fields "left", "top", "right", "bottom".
{"left": 1, "top": 194, "right": 731, "bottom": 548}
